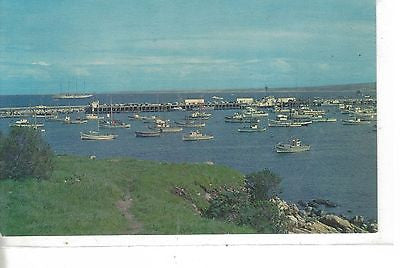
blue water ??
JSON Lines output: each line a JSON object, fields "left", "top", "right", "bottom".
{"left": 0, "top": 90, "right": 377, "bottom": 220}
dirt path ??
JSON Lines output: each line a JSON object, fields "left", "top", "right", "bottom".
{"left": 116, "top": 193, "right": 142, "bottom": 234}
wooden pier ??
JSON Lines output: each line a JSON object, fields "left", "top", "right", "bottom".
{"left": 0, "top": 97, "right": 376, "bottom": 117}
{"left": 86, "top": 101, "right": 248, "bottom": 114}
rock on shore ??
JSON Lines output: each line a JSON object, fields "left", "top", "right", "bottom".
{"left": 270, "top": 197, "right": 378, "bottom": 234}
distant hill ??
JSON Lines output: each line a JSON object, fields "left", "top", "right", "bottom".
{"left": 90, "top": 82, "right": 377, "bottom": 95}
{"left": 268, "top": 82, "right": 376, "bottom": 92}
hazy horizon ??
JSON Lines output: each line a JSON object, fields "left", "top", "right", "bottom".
{"left": 0, "top": 81, "right": 376, "bottom": 96}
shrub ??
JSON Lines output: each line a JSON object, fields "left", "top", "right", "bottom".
{"left": 245, "top": 169, "right": 281, "bottom": 201}
{"left": 0, "top": 127, "right": 54, "bottom": 180}
{"left": 204, "top": 185, "right": 287, "bottom": 233}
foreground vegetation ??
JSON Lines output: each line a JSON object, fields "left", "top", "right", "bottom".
{"left": 0, "top": 128, "right": 284, "bottom": 235}
{"left": 1, "top": 155, "right": 272, "bottom": 235}
{"left": 0, "top": 128, "right": 54, "bottom": 180}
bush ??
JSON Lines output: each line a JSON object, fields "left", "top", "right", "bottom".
{"left": 245, "top": 169, "right": 281, "bottom": 201}
{"left": 204, "top": 186, "right": 287, "bottom": 233}
{"left": 0, "top": 127, "right": 54, "bottom": 180}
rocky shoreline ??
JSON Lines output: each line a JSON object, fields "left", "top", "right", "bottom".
{"left": 271, "top": 197, "right": 378, "bottom": 233}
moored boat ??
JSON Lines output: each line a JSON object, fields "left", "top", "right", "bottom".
{"left": 312, "top": 117, "right": 337, "bottom": 123}
{"left": 242, "top": 107, "right": 268, "bottom": 118}
{"left": 148, "top": 120, "right": 183, "bottom": 133}
{"left": 135, "top": 130, "right": 161, "bottom": 137}
{"left": 238, "top": 123, "right": 266, "bottom": 132}
{"left": 9, "top": 119, "right": 44, "bottom": 129}
{"left": 185, "top": 111, "right": 212, "bottom": 120}
{"left": 99, "top": 120, "right": 131, "bottom": 129}
{"left": 80, "top": 131, "right": 117, "bottom": 140}
{"left": 342, "top": 118, "right": 370, "bottom": 125}
{"left": 182, "top": 130, "right": 214, "bottom": 141}
{"left": 268, "top": 120, "right": 302, "bottom": 127}
{"left": 275, "top": 138, "right": 311, "bottom": 153}
{"left": 175, "top": 120, "right": 206, "bottom": 128}
{"left": 63, "top": 116, "right": 88, "bottom": 124}
{"left": 224, "top": 112, "right": 260, "bottom": 123}
{"left": 85, "top": 114, "right": 104, "bottom": 120}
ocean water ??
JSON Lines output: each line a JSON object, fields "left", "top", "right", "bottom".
{"left": 0, "top": 90, "right": 377, "bottom": 220}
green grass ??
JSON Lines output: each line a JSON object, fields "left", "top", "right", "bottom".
{"left": 0, "top": 155, "right": 256, "bottom": 235}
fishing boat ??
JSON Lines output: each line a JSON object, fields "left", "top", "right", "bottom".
{"left": 268, "top": 121, "right": 302, "bottom": 127}
{"left": 100, "top": 99, "right": 131, "bottom": 128}
{"left": 128, "top": 113, "right": 146, "bottom": 120}
{"left": 148, "top": 120, "right": 183, "bottom": 133}
{"left": 100, "top": 119, "right": 131, "bottom": 129}
{"left": 175, "top": 120, "right": 206, "bottom": 128}
{"left": 185, "top": 111, "right": 212, "bottom": 120}
{"left": 268, "top": 114, "right": 305, "bottom": 127}
{"left": 135, "top": 130, "right": 161, "bottom": 137}
{"left": 242, "top": 107, "right": 268, "bottom": 118}
{"left": 80, "top": 116, "right": 118, "bottom": 140}
{"left": 182, "top": 130, "right": 214, "bottom": 141}
{"left": 63, "top": 116, "right": 88, "bottom": 124}
{"left": 85, "top": 114, "right": 104, "bottom": 120}
{"left": 238, "top": 123, "right": 266, "bottom": 132}
{"left": 9, "top": 119, "right": 44, "bottom": 129}
{"left": 80, "top": 131, "right": 118, "bottom": 140}
{"left": 312, "top": 117, "right": 337, "bottom": 123}
{"left": 342, "top": 118, "right": 370, "bottom": 125}
{"left": 276, "top": 138, "right": 311, "bottom": 153}
{"left": 171, "top": 106, "right": 185, "bottom": 111}
{"left": 142, "top": 115, "right": 162, "bottom": 124}
{"left": 211, "top": 96, "right": 224, "bottom": 100}
{"left": 224, "top": 113, "right": 260, "bottom": 123}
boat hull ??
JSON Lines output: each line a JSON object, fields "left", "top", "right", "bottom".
{"left": 182, "top": 135, "right": 214, "bottom": 141}
{"left": 276, "top": 144, "right": 310, "bottom": 153}
{"left": 80, "top": 132, "right": 117, "bottom": 140}
{"left": 135, "top": 131, "right": 161, "bottom": 137}
{"left": 237, "top": 128, "right": 266, "bottom": 132}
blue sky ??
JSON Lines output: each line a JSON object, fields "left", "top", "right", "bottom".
{"left": 0, "top": 0, "right": 375, "bottom": 94}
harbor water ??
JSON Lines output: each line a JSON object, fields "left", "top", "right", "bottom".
{"left": 0, "top": 90, "right": 377, "bottom": 220}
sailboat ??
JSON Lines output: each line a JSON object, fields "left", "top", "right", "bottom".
{"left": 99, "top": 98, "right": 131, "bottom": 129}
{"left": 80, "top": 102, "right": 118, "bottom": 140}
{"left": 53, "top": 80, "right": 94, "bottom": 99}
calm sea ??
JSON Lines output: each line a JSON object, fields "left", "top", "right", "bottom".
{"left": 0, "top": 89, "right": 377, "bottom": 220}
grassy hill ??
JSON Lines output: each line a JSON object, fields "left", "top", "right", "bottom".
{"left": 0, "top": 155, "right": 256, "bottom": 235}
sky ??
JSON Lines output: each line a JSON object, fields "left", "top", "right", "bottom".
{"left": 0, "top": 0, "right": 376, "bottom": 95}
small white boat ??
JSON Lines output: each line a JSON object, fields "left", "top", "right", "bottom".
{"left": 312, "top": 117, "right": 337, "bottom": 123}
{"left": 85, "top": 114, "right": 104, "bottom": 120}
{"left": 135, "top": 130, "right": 161, "bottom": 137}
{"left": 9, "top": 119, "right": 44, "bottom": 129}
{"left": 148, "top": 121, "right": 183, "bottom": 133}
{"left": 268, "top": 121, "right": 302, "bottom": 127}
{"left": 276, "top": 138, "right": 310, "bottom": 153}
{"left": 342, "top": 118, "right": 370, "bottom": 125}
{"left": 175, "top": 120, "right": 206, "bottom": 128}
{"left": 128, "top": 113, "right": 146, "bottom": 120}
{"left": 80, "top": 131, "right": 117, "bottom": 140}
{"left": 183, "top": 130, "right": 214, "bottom": 141}
{"left": 238, "top": 123, "right": 266, "bottom": 132}
{"left": 242, "top": 107, "right": 268, "bottom": 117}
{"left": 63, "top": 116, "right": 88, "bottom": 124}
{"left": 99, "top": 120, "right": 131, "bottom": 129}
{"left": 185, "top": 111, "right": 212, "bottom": 120}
